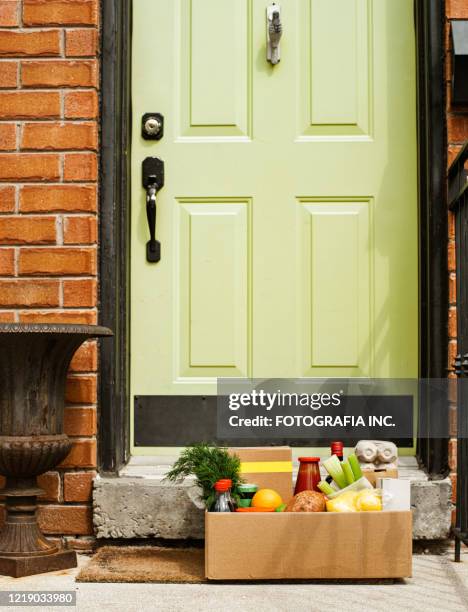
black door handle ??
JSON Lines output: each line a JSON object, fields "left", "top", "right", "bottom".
{"left": 142, "top": 157, "right": 164, "bottom": 263}
{"left": 145, "top": 182, "right": 160, "bottom": 262}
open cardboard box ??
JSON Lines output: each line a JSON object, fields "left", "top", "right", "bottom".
{"left": 205, "top": 450, "right": 412, "bottom": 580}
{"left": 363, "top": 468, "right": 399, "bottom": 487}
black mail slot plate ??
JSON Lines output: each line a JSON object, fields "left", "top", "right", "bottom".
{"left": 133, "top": 396, "right": 412, "bottom": 448}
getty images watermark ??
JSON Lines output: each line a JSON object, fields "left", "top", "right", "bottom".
{"left": 217, "top": 378, "right": 455, "bottom": 441}
{"left": 227, "top": 389, "right": 395, "bottom": 429}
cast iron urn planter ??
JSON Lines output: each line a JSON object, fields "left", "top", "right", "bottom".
{"left": 0, "top": 324, "right": 112, "bottom": 577}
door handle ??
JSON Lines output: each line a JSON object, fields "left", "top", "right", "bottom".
{"left": 142, "top": 156, "right": 164, "bottom": 263}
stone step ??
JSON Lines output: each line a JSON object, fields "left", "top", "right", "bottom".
{"left": 93, "top": 457, "right": 453, "bottom": 540}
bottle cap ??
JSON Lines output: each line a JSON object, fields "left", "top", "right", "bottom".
{"left": 214, "top": 479, "right": 232, "bottom": 492}
{"left": 331, "top": 441, "right": 344, "bottom": 456}
{"left": 298, "top": 457, "right": 321, "bottom": 463}
{"left": 238, "top": 483, "right": 258, "bottom": 493}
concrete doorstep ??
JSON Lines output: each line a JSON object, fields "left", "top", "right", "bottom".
{"left": 93, "top": 457, "right": 452, "bottom": 540}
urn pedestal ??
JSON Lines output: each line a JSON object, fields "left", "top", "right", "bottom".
{"left": 0, "top": 324, "right": 112, "bottom": 577}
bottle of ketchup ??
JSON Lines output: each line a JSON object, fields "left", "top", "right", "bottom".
{"left": 294, "top": 457, "right": 321, "bottom": 494}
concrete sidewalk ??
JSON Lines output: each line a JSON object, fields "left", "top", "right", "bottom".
{"left": 0, "top": 552, "right": 467, "bottom": 612}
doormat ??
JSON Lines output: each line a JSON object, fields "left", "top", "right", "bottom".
{"left": 76, "top": 546, "right": 206, "bottom": 583}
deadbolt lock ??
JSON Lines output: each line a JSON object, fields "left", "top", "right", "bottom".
{"left": 142, "top": 113, "right": 164, "bottom": 140}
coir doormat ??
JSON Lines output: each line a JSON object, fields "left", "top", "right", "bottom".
{"left": 76, "top": 546, "right": 206, "bottom": 583}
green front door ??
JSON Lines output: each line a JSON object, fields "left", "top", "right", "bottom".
{"left": 130, "top": 0, "right": 418, "bottom": 453}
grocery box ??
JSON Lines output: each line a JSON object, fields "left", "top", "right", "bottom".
{"left": 205, "top": 510, "right": 412, "bottom": 580}
{"left": 206, "top": 450, "right": 411, "bottom": 580}
{"left": 363, "top": 468, "right": 398, "bottom": 487}
{"left": 228, "top": 447, "right": 293, "bottom": 503}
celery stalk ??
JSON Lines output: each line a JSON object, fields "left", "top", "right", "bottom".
{"left": 342, "top": 460, "right": 355, "bottom": 486}
{"left": 348, "top": 453, "right": 363, "bottom": 480}
{"left": 317, "top": 480, "right": 335, "bottom": 496}
{"left": 323, "top": 455, "right": 347, "bottom": 489}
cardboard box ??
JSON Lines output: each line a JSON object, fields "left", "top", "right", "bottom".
{"left": 206, "top": 453, "right": 411, "bottom": 580}
{"left": 205, "top": 510, "right": 412, "bottom": 580}
{"left": 363, "top": 468, "right": 398, "bottom": 487}
{"left": 229, "top": 447, "right": 293, "bottom": 503}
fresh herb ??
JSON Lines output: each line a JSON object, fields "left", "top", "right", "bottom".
{"left": 165, "top": 443, "right": 244, "bottom": 510}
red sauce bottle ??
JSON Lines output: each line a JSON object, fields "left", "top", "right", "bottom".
{"left": 326, "top": 441, "right": 344, "bottom": 484}
{"left": 294, "top": 457, "right": 321, "bottom": 494}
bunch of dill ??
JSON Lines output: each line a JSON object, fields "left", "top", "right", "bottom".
{"left": 165, "top": 443, "right": 243, "bottom": 510}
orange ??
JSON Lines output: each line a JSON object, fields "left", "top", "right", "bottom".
{"left": 251, "top": 488, "right": 283, "bottom": 510}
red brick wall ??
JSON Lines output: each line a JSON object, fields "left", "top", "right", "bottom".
{"left": 0, "top": 0, "right": 99, "bottom": 551}
{"left": 446, "top": 0, "right": 468, "bottom": 516}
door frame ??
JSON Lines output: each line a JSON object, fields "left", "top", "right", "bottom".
{"left": 98, "top": 0, "right": 448, "bottom": 477}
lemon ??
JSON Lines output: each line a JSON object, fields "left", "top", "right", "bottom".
{"left": 326, "top": 490, "right": 359, "bottom": 512}
{"left": 356, "top": 489, "right": 382, "bottom": 512}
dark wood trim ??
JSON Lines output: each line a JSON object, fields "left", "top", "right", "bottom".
{"left": 97, "top": 0, "right": 132, "bottom": 473}
{"left": 98, "top": 0, "right": 449, "bottom": 475}
{"left": 415, "top": 0, "right": 449, "bottom": 478}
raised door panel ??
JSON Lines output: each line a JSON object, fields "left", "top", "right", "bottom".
{"left": 178, "top": 0, "right": 252, "bottom": 140}
{"left": 298, "top": 0, "right": 372, "bottom": 139}
{"left": 176, "top": 199, "right": 251, "bottom": 379}
{"left": 298, "top": 199, "right": 373, "bottom": 376}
